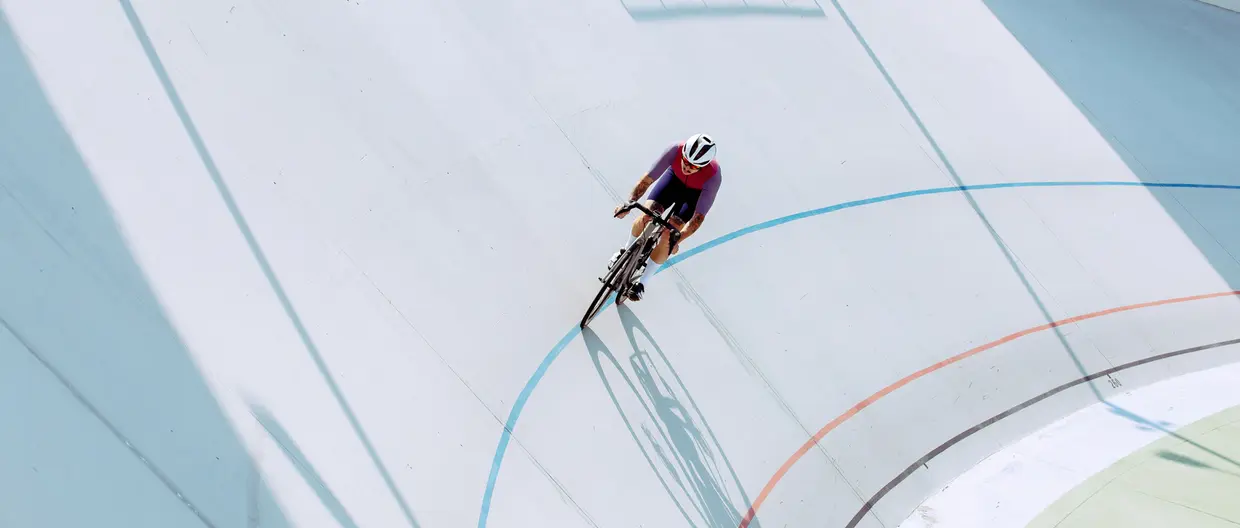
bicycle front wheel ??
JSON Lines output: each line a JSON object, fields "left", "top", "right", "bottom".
{"left": 581, "top": 246, "right": 630, "bottom": 328}
{"left": 580, "top": 280, "right": 613, "bottom": 328}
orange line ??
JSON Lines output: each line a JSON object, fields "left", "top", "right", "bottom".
{"left": 737, "top": 289, "right": 1240, "bottom": 528}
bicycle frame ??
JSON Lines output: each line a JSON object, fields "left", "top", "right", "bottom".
{"left": 616, "top": 201, "right": 683, "bottom": 251}
{"left": 579, "top": 201, "right": 684, "bottom": 328}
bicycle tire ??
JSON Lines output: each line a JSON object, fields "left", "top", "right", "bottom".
{"left": 582, "top": 201, "right": 679, "bottom": 327}
{"left": 580, "top": 280, "right": 612, "bottom": 328}
{"left": 618, "top": 203, "right": 675, "bottom": 305}
{"left": 581, "top": 243, "right": 634, "bottom": 328}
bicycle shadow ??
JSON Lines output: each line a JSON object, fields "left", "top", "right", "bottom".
{"left": 582, "top": 306, "right": 758, "bottom": 527}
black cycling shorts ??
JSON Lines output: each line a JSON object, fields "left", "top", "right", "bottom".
{"left": 647, "top": 172, "right": 700, "bottom": 223}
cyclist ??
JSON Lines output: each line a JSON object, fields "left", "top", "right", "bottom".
{"left": 611, "top": 133, "right": 722, "bottom": 301}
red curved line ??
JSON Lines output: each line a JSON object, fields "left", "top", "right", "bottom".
{"left": 738, "top": 289, "right": 1240, "bottom": 528}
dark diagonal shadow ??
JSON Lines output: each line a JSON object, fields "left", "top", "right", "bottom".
{"left": 249, "top": 404, "right": 362, "bottom": 528}
{"left": 819, "top": 0, "right": 1114, "bottom": 402}
{"left": 582, "top": 307, "right": 756, "bottom": 527}
{"left": 1106, "top": 404, "right": 1240, "bottom": 472}
{"left": 827, "top": 0, "right": 1240, "bottom": 435}
{"left": 976, "top": 0, "right": 1240, "bottom": 473}
{"left": 1156, "top": 450, "right": 1240, "bottom": 479}
{"left": 0, "top": 9, "right": 289, "bottom": 528}
{"left": 783, "top": 0, "right": 1240, "bottom": 523}
{"left": 114, "top": 2, "right": 421, "bottom": 526}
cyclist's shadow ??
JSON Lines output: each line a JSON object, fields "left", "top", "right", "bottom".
{"left": 582, "top": 306, "right": 758, "bottom": 528}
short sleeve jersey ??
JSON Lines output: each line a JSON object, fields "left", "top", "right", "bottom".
{"left": 647, "top": 142, "right": 723, "bottom": 215}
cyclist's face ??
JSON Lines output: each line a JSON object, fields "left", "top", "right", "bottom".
{"left": 681, "top": 157, "right": 704, "bottom": 174}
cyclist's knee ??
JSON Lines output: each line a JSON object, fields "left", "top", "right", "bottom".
{"left": 630, "top": 214, "right": 648, "bottom": 235}
{"left": 650, "top": 232, "right": 672, "bottom": 263}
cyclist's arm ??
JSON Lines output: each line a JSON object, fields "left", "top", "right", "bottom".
{"left": 680, "top": 213, "right": 706, "bottom": 239}
{"left": 677, "top": 170, "right": 721, "bottom": 243}
{"left": 629, "top": 144, "right": 678, "bottom": 202}
{"left": 626, "top": 173, "right": 655, "bottom": 202}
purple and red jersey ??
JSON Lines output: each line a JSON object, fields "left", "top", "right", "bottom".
{"left": 646, "top": 142, "right": 722, "bottom": 217}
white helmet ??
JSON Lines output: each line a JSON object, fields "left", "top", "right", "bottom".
{"left": 682, "top": 133, "right": 716, "bottom": 167}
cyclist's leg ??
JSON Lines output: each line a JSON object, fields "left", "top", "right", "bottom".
{"left": 626, "top": 175, "right": 693, "bottom": 300}
{"left": 621, "top": 174, "right": 675, "bottom": 260}
{"left": 610, "top": 169, "right": 666, "bottom": 266}
{"left": 609, "top": 199, "right": 662, "bottom": 267}
{"left": 649, "top": 213, "right": 688, "bottom": 265}
{"left": 637, "top": 177, "right": 695, "bottom": 263}
{"left": 636, "top": 168, "right": 680, "bottom": 233}
{"left": 629, "top": 200, "right": 663, "bottom": 239}
{"left": 626, "top": 213, "right": 683, "bottom": 300}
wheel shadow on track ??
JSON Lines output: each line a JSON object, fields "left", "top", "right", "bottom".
{"left": 581, "top": 306, "right": 759, "bottom": 528}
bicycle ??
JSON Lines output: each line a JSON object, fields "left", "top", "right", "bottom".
{"left": 580, "top": 201, "right": 682, "bottom": 328}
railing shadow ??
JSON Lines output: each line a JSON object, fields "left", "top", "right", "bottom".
{"left": 783, "top": 0, "right": 1240, "bottom": 523}
{"left": 250, "top": 404, "right": 362, "bottom": 528}
{"left": 1104, "top": 403, "right": 1240, "bottom": 472}
{"left": 823, "top": 0, "right": 1240, "bottom": 443}
{"left": 982, "top": 0, "right": 1240, "bottom": 470}
{"left": 0, "top": 9, "right": 290, "bottom": 528}
{"left": 113, "top": 2, "right": 422, "bottom": 526}
{"left": 581, "top": 305, "right": 757, "bottom": 527}
{"left": 1156, "top": 450, "right": 1240, "bottom": 479}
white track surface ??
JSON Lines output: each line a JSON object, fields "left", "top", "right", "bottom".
{"left": 2, "top": 0, "right": 1239, "bottom": 527}
{"left": 899, "top": 359, "right": 1240, "bottom": 528}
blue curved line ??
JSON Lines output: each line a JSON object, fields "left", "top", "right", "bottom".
{"left": 478, "top": 179, "right": 1240, "bottom": 526}
{"left": 478, "top": 326, "right": 585, "bottom": 527}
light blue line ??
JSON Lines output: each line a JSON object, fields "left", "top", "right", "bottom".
{"left": 478, "top": 179, "right": 1240, "bottom": 526}
{"left": 665, "top": 181, "right": 1240, "bottom": 268}
{"left": 477, "top": 325, "right": 586, "bottom": 527}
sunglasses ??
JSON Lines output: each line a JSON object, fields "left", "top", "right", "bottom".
{"left": 681, "top": 157, "right": 706, "bottom": 173}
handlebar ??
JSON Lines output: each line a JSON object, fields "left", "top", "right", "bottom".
{"left": 617, "top": 201, "right": 682, "bottom": 248}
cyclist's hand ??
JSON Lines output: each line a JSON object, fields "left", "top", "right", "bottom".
{"left": 613, "top": 204, "right": 630, "bottom": 218}
{"left": 670, "top": 242, "right": 680, "bottom": 255}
